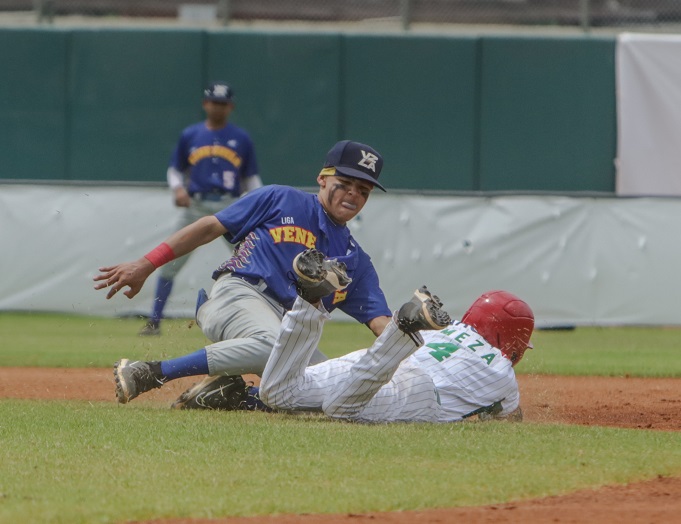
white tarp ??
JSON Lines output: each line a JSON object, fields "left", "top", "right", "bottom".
{"left": 3, "top": 184, "right": 681, "bottom": 326}
{"left": 616, "top": 33, "right": 681, "bottom": 196}
{"left": 0, "top": 185, "right": 227, "bottom": 320}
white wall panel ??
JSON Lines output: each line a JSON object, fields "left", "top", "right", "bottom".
{"left": 617, "top": 33, "right": 681, "bottom": 196}
{"left": 2, "top": 185, "right": 681, "bottom": 326}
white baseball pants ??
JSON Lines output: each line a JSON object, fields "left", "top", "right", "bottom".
{"left": 260, "top": 297, "right": 441, "bottom": 423}
{"left": 197, "top": 275, "right": 327, "bottom": 376}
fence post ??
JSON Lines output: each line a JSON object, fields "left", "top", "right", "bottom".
{"left": 579, "top": 0, "right": 591, "bottom": 32}
{"left": 36, "top": 0, "right": 55, "bottom": 24}
{"left": 400, "top": 0, "right": 412, "bottom": 31}
{"left": 218, "top": 0, "right": 231, "bottom": 26}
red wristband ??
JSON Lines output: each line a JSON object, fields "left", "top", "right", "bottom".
{"left": 144, "top": 242, "right": 176, "bottom": 269}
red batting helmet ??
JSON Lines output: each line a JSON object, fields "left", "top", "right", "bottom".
{"left": 461, "top": 290, "right": 534, "bottom": 366}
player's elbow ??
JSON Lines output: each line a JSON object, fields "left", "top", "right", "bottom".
{"left": 503, "top": 406, "right": 524, "bottom": 422}
{"left": 479, "top": 406, "right": 523, "bottom": 422}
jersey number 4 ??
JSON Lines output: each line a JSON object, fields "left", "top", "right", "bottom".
{"left": 426, "top": 342, "right": 496, "bottom": 365}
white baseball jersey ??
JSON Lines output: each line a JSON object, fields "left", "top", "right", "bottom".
{"left": 409, "top": 322, "right": 520, "bottom": 421}
{"left": 259, "top": 297, "right": 520, "bottom": 423}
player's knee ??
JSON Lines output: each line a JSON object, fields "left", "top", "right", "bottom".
{"left": 253, "top": 331, "right": 278, "bottom": 347}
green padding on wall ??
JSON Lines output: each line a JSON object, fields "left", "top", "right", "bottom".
{"left": 0, "top": 29, "right": 68, "bottom": 180}
{"left": 0, "top": 28, "right": 621, "bottom": 193}
{"left": 342, "top": 35, "right": 479, "bottom": 191}
{"left": 206, "top": 31, "right": 342, "bottom": 187}
{"left": 478, "top": 36, "right": 616, "bottom": 192}
{"left": 68, "top": 29, "right": 205, "bottom": 182}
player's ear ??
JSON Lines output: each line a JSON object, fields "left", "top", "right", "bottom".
{"left": 317, "top": 174, "right": 326, "bottom": 187}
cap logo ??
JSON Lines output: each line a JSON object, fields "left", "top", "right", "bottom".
{"left": 358, "top": 150, "right": 379, "bottom": 172}
{"left": 213, "top": 84, "right": 229, "bottom": 97}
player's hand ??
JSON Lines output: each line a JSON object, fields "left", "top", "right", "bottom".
{"left": 93, "top": 259, "right": 155, "bottom": 299}
{"left": 174, "top": 187, "right": 191, "bottom": 208}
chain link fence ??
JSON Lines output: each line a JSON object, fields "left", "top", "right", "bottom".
{"left": 1, "top": 0, "right": 681, "bottom": 31}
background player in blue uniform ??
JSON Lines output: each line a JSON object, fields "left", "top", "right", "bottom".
{"left": 139, "top": 81, "right": 262, "bottom": 336}
{"left": 94, "top": 140, "right": 392, "bottom": 409}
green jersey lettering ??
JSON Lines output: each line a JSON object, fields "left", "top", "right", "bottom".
{"left": 427, "top": 342, "right": 460, "bottom": 362}
{"left": 481, "top": 353, "right": 496, "bottom": 365}
{"left": 455, "top": 332, "right": 470, "bottom": 343}
{"left": 467, "top": 340, "right": 484, "bottom": 352}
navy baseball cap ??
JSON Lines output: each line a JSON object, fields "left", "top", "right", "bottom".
{"left": 321, "top": 140, "right": 386, "bottom": 192}
{"left": 203, "top": 81, "right": 234, "bottom": 102}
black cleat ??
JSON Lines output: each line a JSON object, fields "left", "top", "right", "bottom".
{"left": 113, "top": 359, "right": 164, "bottom": 403}
{"left": 397, "top": 286, "right": 451, "bottom": 334}
{"left": 138, "top": 321, "right": 160, "bottom": 336}
{"left": 293, "top": 248, "right": 352, "bottom": 303}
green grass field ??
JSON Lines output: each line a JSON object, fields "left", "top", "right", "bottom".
{"left": 2, "top": 312, "right": 680, "bottom": 376}
{"left": 1, "top": 313, "right": 680, "bottom": 523}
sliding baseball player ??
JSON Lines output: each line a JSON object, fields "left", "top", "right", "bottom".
{"left": 259, "top": 250, "right": 534, "bottom": 423}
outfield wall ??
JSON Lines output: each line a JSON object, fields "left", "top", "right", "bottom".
{"left": 0, "top": 28, "right": 616, "bottom": 192}
{"left": 3, "top": 185, "right": 681, "bottom": 326}
{"left": 3, "top": 30, "right": 681, "bottom": 325}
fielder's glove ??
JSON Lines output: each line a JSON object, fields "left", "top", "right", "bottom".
{"left": 178, "top": 375, "right": 250, "bottom": 411}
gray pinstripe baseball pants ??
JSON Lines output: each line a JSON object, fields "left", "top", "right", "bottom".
{"left": 196, "top": 274, "right": 327, "bottom": 376}
{"left": 260, "top": 297, "right": 441, "bottom": 422}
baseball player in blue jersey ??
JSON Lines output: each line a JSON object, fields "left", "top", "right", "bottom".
{"left": 94, "top": 140, "right": 392, "bottom": 408}
{"left": 139, "top": 81, "right": 262, "bottom": 336}
{"left": 259, "top": 257, "right": 534, "bottom": 423}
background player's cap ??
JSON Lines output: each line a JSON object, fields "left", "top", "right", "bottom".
{"left": 203, "top": 81, "right": 234, "bottom": 102}
{"left": 321, "top": 140, "right": 386, "bottom": 192}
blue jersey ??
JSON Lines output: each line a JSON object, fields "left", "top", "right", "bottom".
{"left": 212, "top": 185, "right": 391, "bottom": 324}
{"left": 171, "top": 122, "right": 259, "bottom": 197}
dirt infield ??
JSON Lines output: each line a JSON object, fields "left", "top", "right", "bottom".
{"left": 1, "top": 368, "right": 680, "bottom": 523}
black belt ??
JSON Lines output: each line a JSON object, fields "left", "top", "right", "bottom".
{"left": 190, "top": 189, "right": 231, "bottom": 202}
{"left": 229, "top": 273, "right": 284, "bottom": 306}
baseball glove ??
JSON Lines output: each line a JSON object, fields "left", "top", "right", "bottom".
{"left": 173, "top": 375, "right": 249, "bottom": 411}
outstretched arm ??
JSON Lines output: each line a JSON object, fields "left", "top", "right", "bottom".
{"left": 93, "top": 215, "right": 228, "bottom": 300}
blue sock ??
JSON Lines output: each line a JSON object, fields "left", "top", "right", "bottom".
{"left": 160, "top": 348, "right": 209, "bottom": 381}
{"left": 150, "top": 277, "right": 174, "bottom": 325}
{"left": 245, "top": 386, "right": 273, "bottom": 412}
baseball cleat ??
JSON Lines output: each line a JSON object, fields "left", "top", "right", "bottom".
{"left": 171, "top": 375, "right": 248, "bottom": 410}
{"left": 113, "top": 359, "right": 164, "bottom": 404}
{"left": 138, "top": 321, "right": 160, "bottom": 336}
{"left": 397, "top": 286, "right": 452, "bottom": 334}
{"left": 292, "top": 248, "right": 352, "bottom": 303}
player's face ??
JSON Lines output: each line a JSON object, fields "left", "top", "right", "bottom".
{"left": 317, "top": 174, "right": 373, "bottom": 225}
{"left": 203, "top": 100, "right": 233, "bottom": 128}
